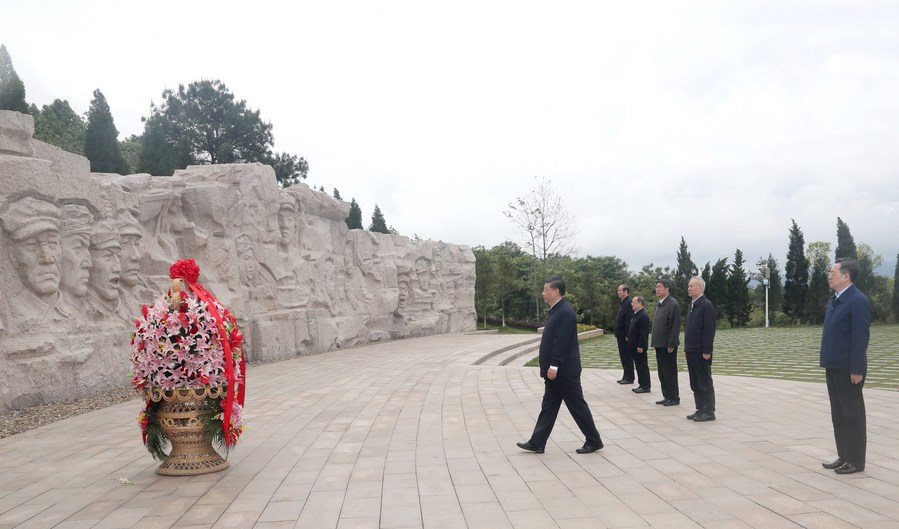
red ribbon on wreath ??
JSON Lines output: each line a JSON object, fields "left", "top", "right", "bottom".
{"left": 170, "top": 259, "right": 246, "bottom": 446}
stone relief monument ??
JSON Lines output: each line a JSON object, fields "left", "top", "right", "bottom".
{"left": 0, "top": 110, "right": 476, "bottom": 413}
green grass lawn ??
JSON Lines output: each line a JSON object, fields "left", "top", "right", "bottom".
{"left": 530, "top": 324, "right": 899, "bottom": 391}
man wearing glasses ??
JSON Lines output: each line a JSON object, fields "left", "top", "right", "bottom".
{"left": 820, "top": 258, "right": 871, "bottom": 475}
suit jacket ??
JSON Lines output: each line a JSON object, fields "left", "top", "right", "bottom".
{"left": 684, "top": 295, "right": 715, "bottom": 355}
{"left": 538, "top": 297, "right": 582, "bottom": 378}
{"left": 651, "top": 296, "right": 681, "bottom": 349}
{"left": 614, "top": 296, "right": 633, "bottom": 338}
{"left": 820, "top": 284, "right": 870, "bottom": 375}
{"left": 627, "top": 308, "right": 649, "bottom": 353}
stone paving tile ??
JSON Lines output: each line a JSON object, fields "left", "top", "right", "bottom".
{"left": 2, "top": 333, "right": 899, "bottom": 528}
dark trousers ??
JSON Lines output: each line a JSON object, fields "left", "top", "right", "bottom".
{"left": 686, "top": 352, "right": 715, "bottom": 413}
{"left": 529, "top": 374, "right": 602, "bottom": 449}
{"left": 616, "top": 335, "right": 634, "bottom": 381}
{"left": 826, "top": 368, "right": 866, "bottom": 467}
{"left": 632, "top": 349, "right": 651, "bottom": 389}
{"left": 655, "top": 347, "right": 679, "bottom": 401}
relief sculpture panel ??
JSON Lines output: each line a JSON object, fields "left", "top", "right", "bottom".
{"left": 0, "top": 110, "right": 476, "bottom": 412}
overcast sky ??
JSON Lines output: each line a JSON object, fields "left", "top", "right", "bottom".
{"left": 6, "top": 0, "right": 899, "bottom": 275}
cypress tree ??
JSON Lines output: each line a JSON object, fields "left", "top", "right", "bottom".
{"left": 346, "top": 198, "right": 363, "bottom": 229}
{"left": 783, "top": 219, "right": 809, "bottom": 323}
{"left": 757, "top": 253, "right": 784, "bottom": 320}
{"left": 707, "top": 258, "right": 729, "bottom": 320}
{"left": 701, "top": 262, "right": 711, "bottom": 285}
{"left": 835, "top": 217, "right": 857, "bottom": 260}
{"left": 84, "top": 89, "right": 128, "bottom": 174}
{"left": 369, "top": 204, "right": 389, "bottom": 234}
{"left": 892, "top": 254, "right": 899, "bottom": 322}
{"left": 0, "top": 45, "right": 29, "bottom": 113}
{"left": 806, "top": 241, "right": 832, "bottom": 324}
{"left": 726, "top": 249, "right": 751, "bottom": 327}
{"left": 674, "top": 236, "right": 697, "bottom": 310}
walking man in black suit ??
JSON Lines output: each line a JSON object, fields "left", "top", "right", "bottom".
{"left": 685, "top": 276, "right": 716, "bottom": 421}
{"left": 518, "top": 276, "right": 603, "bottom": 455}
{"left": 820, "top": 258, "right": 871, "bottom": 475}
{"left": 649, "top": 279, "right": 680, "bottom": 404}
{"left": 614, "top": 284, "right": 634, "bottom": 384}
{"left": 628, "top": 296, "right": 651, "bottom": 391}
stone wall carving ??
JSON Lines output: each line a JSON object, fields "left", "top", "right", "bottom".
{"left": 0, "top": 111, "right": 476, "bottom": 413}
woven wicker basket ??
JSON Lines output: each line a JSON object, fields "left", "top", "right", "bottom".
{"left": 143, "top": 386, "right": 230, "bottom": 476}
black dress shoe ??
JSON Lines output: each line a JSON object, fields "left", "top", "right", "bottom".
{"left": 516, "top": 441, "right": 544, "bottom": 454}
{"left": 616, "top": 379, "right": 625, "bottom": 383}
{"left": 686, "top": 412, "right": 698, "bottom": 420}
{"left": 575, "top": 442, "right": 603, "bottom": 454}
{"left": 834, "top": 462, "right": 864, "bottom": 475}
{"left": 617, "top": 379, "right": 634, "bottom": 385}
{"left": 655, "top": 399, "right": 668, "bottom": 405}
{"left": 632, "top": 387, "right": 650, "bottom": 394}
{"left": 692, "top": 412, "right": 716, "bottom": 422}
{"left": 822, "top": 458, "right": 845, "bottom": 470}
{"left": 663, "top": 400, "right": 680, "bottom": 406}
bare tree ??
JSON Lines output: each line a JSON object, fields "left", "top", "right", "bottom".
{"left": 503, "top": 176, "right": 578, "bottom": 261}
{"left": 504, "top": 176, "right": 578, "bottom": 321}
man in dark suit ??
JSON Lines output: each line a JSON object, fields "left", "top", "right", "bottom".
{"left": 820, "top": 258, "right": 871, "bottom": 475}
{"left": 684, "top": 276, "right": 716, "bottom": 421}
{"left": 627, "top": 296, "right": 651, "bottom": 391}
{"left": 518, "top": 276, "right": 603, "bottom": 455}
{"left": 614, "top": 284, "right": 634, "bottom": 384}
{"left": 648, "top": 278, "right": 680, "bottom": 404}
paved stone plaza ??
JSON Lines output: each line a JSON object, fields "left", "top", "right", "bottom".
{"left": 1, "top": 333, "right": 898, "bottom": 528}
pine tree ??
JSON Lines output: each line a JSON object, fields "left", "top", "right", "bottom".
{"left": 333, "top": 188, "right": 342, "bottom": 200}
{"left": 33, "top": 99, "right": 85, "bottom": 155}
{"left": 784, "top": 219, "right": 809, "bottom": 323}
{"left": 84, "top": 89, "right": 128, "bottom": 174}
{"left": 806, "top": 241, "right": 832, "bottom": 324}
{"left": 707, "top": 258, "right": 729, "bottom": 320}
{"left": 345, "top": 198, "right": 363, "bottom": 229}
{"left": 369, "top": 204, "right": 389, "bottom": 234}
{"left": 119, "top": 134, "right": 142, "bottom": 174}
{"left": 892, "top": 254, "right": 899, "bottom": 323}
{"left": 674, "top": 236, "right": 697, "bottom": 309}
{"left": 138, "top": 79, "right": 307, "bottom": 185}
{"left": 835, "top": 217, "right": 857, "bottom": 260}
{"left": 0, "top": 45, "right": 29, "bottom": 113}
{"left": 726, "top": 249, "right": 751, "bottom": 327}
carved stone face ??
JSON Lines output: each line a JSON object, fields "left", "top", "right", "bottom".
{"left": 397, "top": 279, "right": 410, "bottom": 309}
{"left": 415, "top": 259, "right": 431, "bottom": 290}
{"left": 60, "top": 233, "right": 92, "bottom": 297}
{"left": 88, "top": 246, "right": 121, "bottom": 301}
{"left": 11, "top": 230, "right": 61, "bottom": 296}
{"left": 119, "top": 234, "right": 142, "bottom": 287}
{"left": 278, "top": 209, "right": 297, "bottom": 248}
{"left": 239, "top": 251, "right": 257, "bottom": 285}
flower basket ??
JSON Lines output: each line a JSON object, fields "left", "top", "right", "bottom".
{"left": 131, "top": 260, "right": 246, "bottom": 475}
{"left": 142, "top": 387, "right": 230, "bottom": 475}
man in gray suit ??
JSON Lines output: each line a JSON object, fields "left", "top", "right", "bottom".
{"left": 647, "top": 279, "right": 681, "bottom": 405}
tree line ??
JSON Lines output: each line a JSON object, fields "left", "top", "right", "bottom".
{"left": 0, "top": 44, "right": 396, "bottom": 236}
{"left": 476, "top": 215, "right": 898, "bottom": 331}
